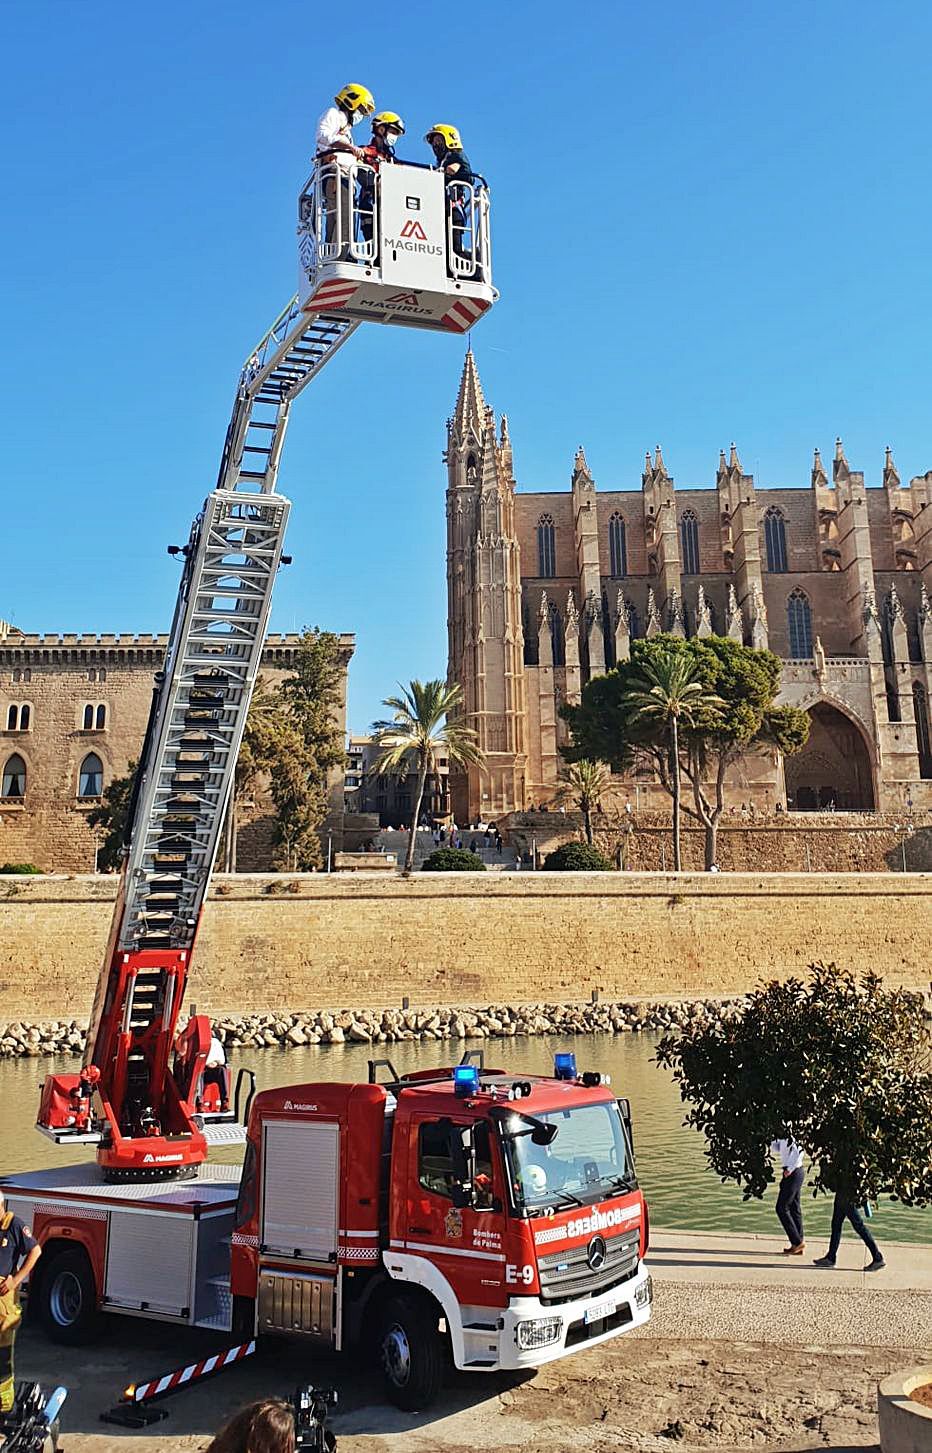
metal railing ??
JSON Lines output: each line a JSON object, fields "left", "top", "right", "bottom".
{"left": 299, "top": 161, "right": 378, "bottom": 266}
{"left": 297, "top": 163, "right": 492, "bottom": 281}
{"left": 446, "top": 179, "right": 490, "bottom": 281}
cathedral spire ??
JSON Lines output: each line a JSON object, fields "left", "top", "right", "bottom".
{"left": 452, "top": 346, "right": 487, "bottom": 439}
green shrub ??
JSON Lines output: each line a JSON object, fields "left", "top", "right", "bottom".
{"left": 421, "top": 847, "right": 487, "bottom": 872}
{"left": 542, "top": 841, "right": 613, "bottom": 872}
{"left": 0, "top": 862, "right": 41, "bottom": 875}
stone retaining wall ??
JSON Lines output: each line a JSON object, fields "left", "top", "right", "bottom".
{"left": 0, "top": 871, "right": 929, "bottom": 1022}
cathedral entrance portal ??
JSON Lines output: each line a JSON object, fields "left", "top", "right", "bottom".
{"left": 784, "top": 702, "right": 875, "bottom": 811}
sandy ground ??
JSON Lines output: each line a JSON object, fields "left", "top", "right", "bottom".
{"left": 15, "top": 1231, "right": 932, "bottom": 1453}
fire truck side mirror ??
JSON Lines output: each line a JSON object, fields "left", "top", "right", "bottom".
{"left": 617, "top": 1097, "right": 634, "bottom": 1155}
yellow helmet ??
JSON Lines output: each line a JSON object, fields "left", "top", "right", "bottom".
{"left": 425, "top": 123, "right": 462, "bottom": 152}
{"left": 335, "top": 83, "right": 375, "bottom": 119}
{"left": 372, "top": 111, "right": 405, "bottom": 134}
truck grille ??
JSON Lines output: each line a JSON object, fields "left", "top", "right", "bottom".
{"left": 537, "top": 1228, "right": 640, "bottom": 1304}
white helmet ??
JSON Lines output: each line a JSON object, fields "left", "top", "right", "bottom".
{"left": 521, "top": 1163, "right": 548, "bottom": 1197}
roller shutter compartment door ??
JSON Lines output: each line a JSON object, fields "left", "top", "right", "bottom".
{"left": 261, "top": 1121, "right": 339, "bottom": 1260}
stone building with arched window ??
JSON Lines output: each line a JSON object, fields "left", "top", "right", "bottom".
{"left": 0, "top": 621, "right": 354, "bottom": 871}
{"left": 445, "top": 353, "right": 932, "bottom": 818}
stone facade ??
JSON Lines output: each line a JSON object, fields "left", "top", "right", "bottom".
{"left": 445, "top": 354, "right": 932, "bottom": 820}
{"left": 345, "top": 735, "right": 450, "bottom": 827}
{"left": 0, "top": 626, "right": 354, "bottom": 872}
{"left": 0, "top": 872, "right": 927, "bottom": 1021}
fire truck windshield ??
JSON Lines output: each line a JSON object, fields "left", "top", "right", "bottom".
{"left": 498, "top": 1100, "right": 636, "bottom": 1215}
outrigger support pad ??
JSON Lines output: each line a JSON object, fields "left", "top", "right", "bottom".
{"left": 101, "top": 1339, "right": 258, "bottom": 1427}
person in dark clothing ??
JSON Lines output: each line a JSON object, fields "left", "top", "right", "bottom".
{"left": 425, "top": 124, "right": 478, "bottom": 267}
{"left": 815, "top": 1189, "right": 885, "bottom": 1270}
{"left": 770, "top": 1137, "right": 805, "bottom": 1253}
{"left": 0, "top": 1189, "right": 42, "bottom": 1414}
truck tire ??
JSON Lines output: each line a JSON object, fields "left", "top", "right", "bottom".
{"left": 36, "top": 1247, "right": 99, "bottom": 1344}
{"left": 378, "top": 1293, "right": 444, "bottom": 1411}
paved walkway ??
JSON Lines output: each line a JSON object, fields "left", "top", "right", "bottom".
{"left": 645, "top": 1228, "right": 932, "bottom": 1350}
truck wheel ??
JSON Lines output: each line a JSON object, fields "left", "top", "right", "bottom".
{"left": 378, "top": 1293, "right": 443, "bottom": 1411}
{"left": 37, "top": 1247, "right": 99, "bottom": 1344}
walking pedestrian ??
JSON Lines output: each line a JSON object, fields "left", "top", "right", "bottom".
{"left": 814, "top": 1186, "right": 885, "bottom": 1270}
{"left": 770, "top": 1137, "right": 805, "bottom": 1254}
{"left": 495, "top": 831, "right": 503, "bottom": 855}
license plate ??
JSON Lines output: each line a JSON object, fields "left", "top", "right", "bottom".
{"left": 584, "top": 1299, "right": 616, "bottom": 1325}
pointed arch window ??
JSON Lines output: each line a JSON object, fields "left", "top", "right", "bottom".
{"left": 764, "top": 506, "right": 788, "bottom": 573}
{"left": 787, "top": 588, "right": 813, "bottom": 658}
{"left": 537, "top": 514, "right": 556, "bottom": 578}
{"left": 608, "top": 513, "right": 627, "bottom": 578}
{"left": 914, "top": 682, "right": 932, "bottom": 778}
{"left": 680, "top": 510, "right": 700, "bottom": 575}
{"left": 78, "top": 752, "right": 103, "bottom": 799}
{"left": 1, "top": 753, "right": 26, "bottom": 799}
{"left": 6, "top": 704, "right": 31, "bottom": 731}
{"left": 627, "top": 601, "right": 640, "bottom": 640}
{"left": 548, "top": 600, "right": 565, "bottom": 666}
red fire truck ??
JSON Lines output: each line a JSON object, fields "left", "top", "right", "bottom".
{"left": 1, "top": 138, "right": 652, "bottom": 1411}
{"left": 5, "top": 1054, "right": 651, "bottom": 1408}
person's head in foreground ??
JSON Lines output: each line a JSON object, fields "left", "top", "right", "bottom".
{"left": 205, "top": 1398, "right": 295, "bottom": 1453}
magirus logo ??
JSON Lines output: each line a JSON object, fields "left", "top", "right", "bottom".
{"left": 400, "top": 220, "right": 428, "bottom": 240}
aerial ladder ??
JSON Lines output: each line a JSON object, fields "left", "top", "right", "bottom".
{"left": 37, "top": 152, "right": 497, "bottom": 1179}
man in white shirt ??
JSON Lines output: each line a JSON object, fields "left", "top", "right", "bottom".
{"left": 770, "top": 1137, "right": 805, "bottom": 1253}
{"left": 203, "top": 1027, "right": 229, "bottom": 1113}
{"left": 315, "top": 83, "right": 375, "bottom": 257}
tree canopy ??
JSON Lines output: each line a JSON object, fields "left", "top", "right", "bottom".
{"left": 227, "top": 629, "right": 345, "bottom": 871}
{"left": 563, "top": 635, "right": 810, "bottom": 867}
{"left": 655, "top": 963, "right": 932, "bottom": 1206}
{"left": 87, "top": 760, "right": 137, "bottom": 871}
{"left": 372, "top": 679, "right": 483, "bottom": 876}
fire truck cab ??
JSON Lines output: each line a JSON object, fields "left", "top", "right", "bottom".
{"left": 5, "top": 1056, "right": 651, "bottom": 1411}
{"left": 297, "top": 157, "right": 497, "bottom": 333}
{"left": 232, "top": 1055, "right": 652, "bottom": 1408}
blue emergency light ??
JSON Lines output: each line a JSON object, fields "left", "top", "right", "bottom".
{"left": 554, "top": 1052, "right": 577, "bottom": 1081}
{"left": 453, "top": 1064, "right": 481, "bottom": 1096}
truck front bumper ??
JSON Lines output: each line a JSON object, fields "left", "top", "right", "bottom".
{"left": 494, "top": 1263, "right": 652, "bottom": 1372}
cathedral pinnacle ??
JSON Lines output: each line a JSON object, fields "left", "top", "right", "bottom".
{"left": 883, "top": 445, "right": 900, "bottom": 489}
{"left": 452, "top": 346, "right": 487, "bottom": 439}
{"left": 729, "top": 441, "right": 741, "bottom": 471}
{"left": 573, "top": 444, "right": 592, "bottom": 482}
{"left": 812, "top": 447, "right": 828, "bottom": 488}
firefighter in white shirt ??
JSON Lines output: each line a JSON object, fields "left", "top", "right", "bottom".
{"left": 770, "top": 1137, "right": 805, "bottom": 1254}
{"left": 203, "top": 1026, "right": 229, "bottom": 1113}
{"left": 315, "top": 83, "right": 376, "bottom": 257}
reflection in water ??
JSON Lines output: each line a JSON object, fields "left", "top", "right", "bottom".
{"left": 1, "top": 1034, "right": 928, "bottom": 1245}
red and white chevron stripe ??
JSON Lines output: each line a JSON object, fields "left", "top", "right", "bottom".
{"left": 127, "top": 1339, "right": 257, "bottom": 1404}
{"left": 440, "top": 296, "right": 491, "bottom": 333}
{"left": 304, "top": 278, "right": 358, "bottom": 313}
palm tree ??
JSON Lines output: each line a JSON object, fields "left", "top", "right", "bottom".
{"left": 556, "top": 759, "right": 611, "bottom": 845}
{"left": 624, "top": 649, "right": 721, "bottom": 871}
{"left": 372, "top": 680, "right": 484, "bottom": 876}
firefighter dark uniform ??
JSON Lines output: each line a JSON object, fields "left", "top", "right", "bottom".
{"left": 0, "top": 1210, "right": 39, "bottom": 1413}
{"left": 424, "top": 125, "right": 479, "bottom": 266}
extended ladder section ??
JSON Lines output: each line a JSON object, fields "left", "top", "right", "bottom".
{"left": 41, "top": 302, "right": 359, "bottom": 1175}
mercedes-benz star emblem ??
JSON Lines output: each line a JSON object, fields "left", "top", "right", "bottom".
{"left": 587, "top": 1235, "right": 607, "bottom": 1270}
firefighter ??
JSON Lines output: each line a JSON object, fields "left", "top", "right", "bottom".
{"left": 0, "top": 1188, "right": 41, "bottom": 1414}
{"left": 358, "top": 112, "right": 405, "bottom": 250}
{"left": 315, "top": 84, "right": 376, "bottom": 257}
{"left": 425, "top": 124, "right": 478, "bottom": 268}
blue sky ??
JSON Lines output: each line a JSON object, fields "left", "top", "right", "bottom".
{"left": 3, "top": 0, "right": 931, "bottom": 731}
